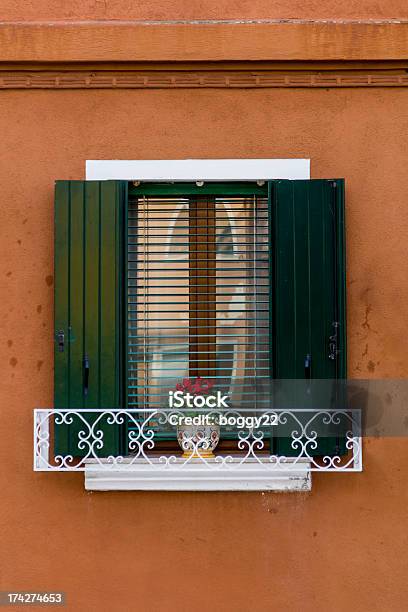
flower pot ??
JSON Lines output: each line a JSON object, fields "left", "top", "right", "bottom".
{"left": 177, "top": 422, "right": 220, "bottom": 459}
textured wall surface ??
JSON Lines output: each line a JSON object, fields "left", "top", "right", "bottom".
{"left": 0, "top": 86, "right": 408, "bottom": 611}
{"left": 3, "top": 22, "right": 408, "bottom": 62}
{"left": 0, "top": 0, "right": 408, "bottom": 20}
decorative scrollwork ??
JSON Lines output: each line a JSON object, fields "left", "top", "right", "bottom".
{"left": 33, "top": 408, "right": 362, "bottom": 472}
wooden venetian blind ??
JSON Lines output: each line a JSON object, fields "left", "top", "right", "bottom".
{"left": 127, "top": 192, "right": 270, "bottom": 414}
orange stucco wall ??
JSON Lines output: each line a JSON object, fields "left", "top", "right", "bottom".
{"left": 1, "top": 0, "right": 408, "bottom": 20}
{"left": 1, "top": 85, "right": 408, "bottom": 611}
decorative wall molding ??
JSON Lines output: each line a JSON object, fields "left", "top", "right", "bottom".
{"left": 1, "top": 70, "right": 408, "bottom": 89}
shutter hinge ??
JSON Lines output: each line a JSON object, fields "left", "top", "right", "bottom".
{"left": 57, "top": 330, "right": 65, "bottom": 352}
{"left": 304, "top": 354, "right": 312, "bottom": 379}
{"left": 83, "top": 355, "right": 90, "bottom": 396}
{"left": 328, "top": 322, "right": 340, "bottom": 360}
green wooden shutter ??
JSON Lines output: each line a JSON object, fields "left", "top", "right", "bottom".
{"left": 54, "top": 180, "right": 127, "bottom": 457}
{"left": 269, "top": 179, "right": 346, "bottom": 456}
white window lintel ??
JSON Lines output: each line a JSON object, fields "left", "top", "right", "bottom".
{"left": 85, "top": 159, "right": 310, "bottom": 182}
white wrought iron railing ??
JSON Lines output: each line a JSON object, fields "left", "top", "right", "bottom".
{"left": 33, "top": 408, "right": 362, "bottom": 473}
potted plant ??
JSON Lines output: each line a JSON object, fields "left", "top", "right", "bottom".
{"left": 171, "top": 376, "right": 221, "bottom": 459}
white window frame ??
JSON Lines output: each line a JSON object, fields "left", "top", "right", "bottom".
{"left": 82, "top": 158, "right": 313, "bottom": 491}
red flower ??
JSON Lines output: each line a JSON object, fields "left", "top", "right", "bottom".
{"left": 174, "top": 376, "right": 214, "bottom": 395}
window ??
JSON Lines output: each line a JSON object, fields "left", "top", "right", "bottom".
{"left": 54, "top": 179, "right": 346, "bottom": 457}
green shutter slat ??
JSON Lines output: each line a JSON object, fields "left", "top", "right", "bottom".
{"left": 100, "top": 182, "right": 120, "bottom": 408}
{"left": 269, "top": 179, "right": 346, "bottom": 457}
{"left": 335, "top": 180, "right": 347, "bottom": 379}
{"left": 54, "top": 180, "right": 126, "bottom": 457}
{"left": 309, "top": 180, "right": 327, "bottom": 377}
{"left": 272, "top": 180, "right": 297, "bottom": 376}
{"left": 98, "top": 181, "right": 124, "bottom": 452}
{"left": 65, "top": 182, "right": 86, "bottom": 455}
{"left": 294, "top": 180, "right": 311, "bottom": 378}
{"left": 69, "top": 181, "right": 85, "bottom": 411}
{"left": 54, "top": 182, "right": 70, "bottom": 455}
{"left": 84, "top": 182, "right": 100, "bottom": 408}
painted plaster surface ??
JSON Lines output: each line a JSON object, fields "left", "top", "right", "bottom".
{"left": 0, "top": 86, "right": 407, "bottom": 610}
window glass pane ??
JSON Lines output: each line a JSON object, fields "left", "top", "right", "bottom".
{"left": 127, "top": 194, "right": 270, "bottom": 422}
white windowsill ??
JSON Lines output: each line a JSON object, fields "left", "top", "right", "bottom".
{"left": 84, "top": 458, "right": 312, "bottom": 492}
